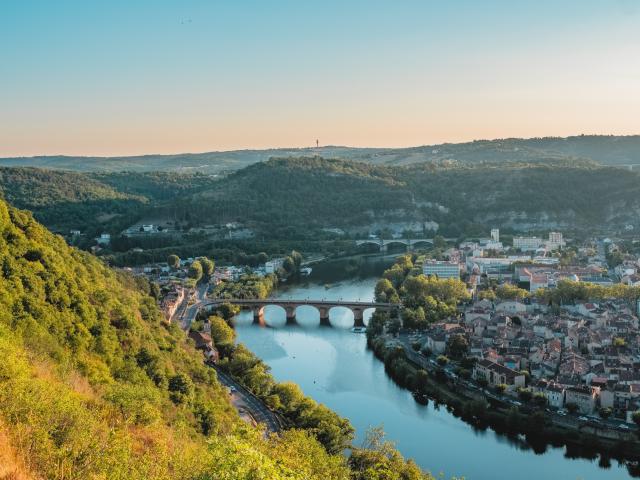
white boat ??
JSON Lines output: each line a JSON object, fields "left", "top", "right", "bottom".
{"left": 300, "top": 267, "right": 312, "bottom": 276}
{"left": 351, "top": 326, "right": 367, "bottom": 333}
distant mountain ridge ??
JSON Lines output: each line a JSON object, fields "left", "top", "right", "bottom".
{"left": 2, "top": 135, "right": 639, "bottom": 174}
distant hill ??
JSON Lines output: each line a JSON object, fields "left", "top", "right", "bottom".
{"left": 3, "top": 154, "right": 640, "bottom": 244}
{"left": 2, "top": 135, "right": 639, "bottom": 173}
{"left": 188, "top": 156, "right": 640, "bottom": 236}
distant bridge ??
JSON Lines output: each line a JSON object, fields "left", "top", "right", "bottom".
{"left": 203, "top": 298, "right": 400, "bottom": 328}
{"left": 355, "top": 238, "right": 456, "bottom": 252}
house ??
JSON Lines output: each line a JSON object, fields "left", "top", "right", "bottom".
{"left": 188, "top": 330, "right": 219, "bottom": 362}
{"left": 544, "top": 383, "right": 566, "bottom": 409}
{"left": 473, "top": 359, "right": 525, "bottom": 389}
{"left": 424, "top": 331, "right": 447, "bottom": 354}
{"left": 96, "top": 233, "right": 111, "bottom": 246}
{"left": 495, "top": 301, "right": 526, "bottom": 315}
{"left": 565, "top": 385, "right": 599, "bottom": 414}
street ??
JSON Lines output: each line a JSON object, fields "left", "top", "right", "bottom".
{"left": 212, "top": 364, "right": 283, "bottom": 434}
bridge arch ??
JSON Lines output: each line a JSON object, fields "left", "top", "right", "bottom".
{"left": 363, "top": 307, "right": 376, "bottom": 325}
{"left": 410, "top": 239, "right": 433, "bottom": 249}
{"left": 259, "top": 304, "right": 287, "bottom": 327}
{"left": 294, "top": 304, "right": 320, "bottom": 327}
{"left": 328, "top": 305, "right": 355, "bottom": 328}
{"left": 383, "top": 240, "right": 410, "bottom": 252}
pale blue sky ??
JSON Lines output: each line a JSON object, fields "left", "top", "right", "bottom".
{"left": 1, "top": 0, "right": 639, "bottom": 156}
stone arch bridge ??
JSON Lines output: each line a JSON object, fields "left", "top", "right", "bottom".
{"left": 355, "top": 238, "right": 456, "bottom": 252}
{"left": 202, "top": 298, "right": 400, "bottom": 328}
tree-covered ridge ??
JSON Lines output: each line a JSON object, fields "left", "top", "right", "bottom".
{"left": 191, "top": 156, "right": 640, "bottom": 234}
{"left": 0, "top": 166, "right": 142, "bottom": 207}
{"left": 2, "top": 135, "right": 640, "bottom": 173}
{"left": 3, "top": 156, "right": 640, "bottom": 240}
{"left": 0, "top": 200, "right": 438, "bottom": 479}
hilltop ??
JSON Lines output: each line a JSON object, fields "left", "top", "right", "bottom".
{"left": 2, "top": 135, "right": 640, "bottom": 174}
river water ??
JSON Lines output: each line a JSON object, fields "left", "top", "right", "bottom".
{"left": 233, "top": 256, "right": 636, "bottom": 480}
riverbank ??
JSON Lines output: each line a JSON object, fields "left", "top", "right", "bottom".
{"left": 366, "top": 328, "right": 640, "bottom": 466}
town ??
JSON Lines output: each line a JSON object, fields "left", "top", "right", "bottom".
{"left": 388, "top": 229, "right": 640, "bottom": 431}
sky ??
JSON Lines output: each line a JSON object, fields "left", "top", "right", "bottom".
{"left": 1, "top": 0, "right": 639, "bottom": 157}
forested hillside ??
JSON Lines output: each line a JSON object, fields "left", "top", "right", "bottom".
{"left": 188, "top": 157, "right": 640, "bottom": 236}
{"left": 2, "top": 135, "right": 639, "bottom": 173}
{"left": 0, "top": 199, "right": 434, "bottom": 479}
{"left": 3, "top": 157, "right": 640, "bottom": 244}
{"left": 0, "top": 167, "right": 147, "bottom": 233}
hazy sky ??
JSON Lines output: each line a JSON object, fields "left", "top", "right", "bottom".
{"left": 1, "top": 0, "right": 639, "bottom": 156}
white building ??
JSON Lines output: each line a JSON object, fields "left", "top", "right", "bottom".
{"left": 265, "top": 258, "right": 285, "bottom": 274}
{"left": 491, "top": 228, "right": 500, "bottom": 243}
{"left": 546, "top": 232, "right": 565, "bottom": 250}
{"left": 513, "top": 236, "right": 543, "bottom": 251}
{"left": 423, "top": 260, "right": 460, "bottom": 279}
{"left": 96, "top": 233, "right": 111, "bottom": 246}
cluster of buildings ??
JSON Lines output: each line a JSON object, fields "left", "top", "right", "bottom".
{"left": 421, "top": 297, "right": 640, "bottom": 422}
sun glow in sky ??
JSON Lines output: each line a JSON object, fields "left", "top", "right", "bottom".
{"left": 1, "top": 0, "right": 640, "bottom": 156}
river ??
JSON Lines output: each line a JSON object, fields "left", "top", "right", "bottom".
{"left": 233, "top": 256, "right": 637, "bottom": 480}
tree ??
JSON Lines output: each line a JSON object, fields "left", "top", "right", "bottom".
{"left": 446, "top": 334, "right": 469, "bottom": 359}
{"left": 283, "top": 256, "right": 296, "bottom": 274}
{"left": 167, "top": 254, "right": 180, "bottom": 269}
{"left": 216, "top": 303, "right": 240, "bottom": 321}
{"left": 599, "top": 407, "right": 612, "bottom": 419}
{"left": 436, "top": 355, "right": 449, "bottom": 366}
{"left": 496, "top": 384, "right": 507, "bottom": 394}
{"left": 433, "top": 235, "right": 447, "bottom": 249}
{"left": 517, "top": 388, "right": 532, "bottom": 402}
{"left": 168, "top": 373, "right": 194, "bottom": 404}
{"left": 149, "top": 281, "right": 160, "bottom": 300}
{"left": 387, "top": 318, "right": 401, "bottom": 336}
{"left": 208, "top": 315, "right": 236, "bottom": 345}
{"left": 632, "top": 411, "right": 640, "bottom": 428}
{"left": 198, "top": 256, "right": 215, "bottom": 279}
{"left": 613, "top": 337, "right": 626, "bottom": 347}
{"left": 495, "top": 283, "right": 529, "bottom": 301}
{"left": 188, "top": 259, "right": 203, "bottom": 282}
{"left": 533, "top": 393, "right": 548, "bottom": 407}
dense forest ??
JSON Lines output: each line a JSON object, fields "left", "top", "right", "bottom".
{"left": 2, "top": 135, "right": 640, "bottom": 173}
{"left": 3, "top": 155, "right": 640, "bottom": 260}
{"left": 0, "top": 198, "right": 438, "bottom": 479}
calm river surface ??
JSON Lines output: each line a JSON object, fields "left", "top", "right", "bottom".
{"left": 234, "top": 257, "right": 636, "bottom": 480}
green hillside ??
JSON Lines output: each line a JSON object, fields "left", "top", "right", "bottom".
{"left": 0, "top": 199, "right": 434, "bottom": 479}
{"left": 185, "top": 156, "right": 640, "bottom": 236}
{"left": 0, "top": 167, "right": 147, "bottom": 233}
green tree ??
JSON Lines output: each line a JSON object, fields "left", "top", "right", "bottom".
{"left": 198, "top": 256, "right": 215, "bottom": 279}
{"left": 208, "top": 315, "right": 236, "bottom": 345}
{"left": 446, "top": 334, "right": 468, "bottom": 359}
{"left": 167, "top": 254, "right": 180, "bottom": 269}
{"left": 188, "top": 259, "right": 203, "bottom": 282}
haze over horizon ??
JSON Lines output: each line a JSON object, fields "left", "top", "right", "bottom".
{"left": 2, "top": 0, "right": 640, "bottom": 157}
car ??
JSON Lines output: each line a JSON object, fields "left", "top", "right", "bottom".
{"left": 619, "top": 423, "right": 630, "bottom": 430}
{"left": 557, "top": 411, "right": 566, "bottom": 416}
{"left": 229, "top": 386, "right": 237, "bottom": 393}
{"left": 578, "top": 416, "right": 588, "bottom": 421}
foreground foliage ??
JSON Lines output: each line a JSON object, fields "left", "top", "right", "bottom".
{"left": 0, "top": 199, "right": 437, "bottom": 479}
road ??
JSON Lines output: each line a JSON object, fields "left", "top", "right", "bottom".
{"left": 174, "top": 285, "right": 284, "bottom": 434}
{"left": 212, "top": 364, "right": 283, "bottom": 434}
{"left": 180, "top": 282, "right": 209, "bottom": 330}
